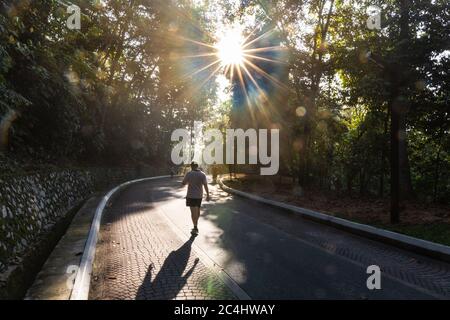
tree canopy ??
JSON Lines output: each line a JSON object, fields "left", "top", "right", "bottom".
{"left": 0, "top": 0, "right": 448, "bottom": 206}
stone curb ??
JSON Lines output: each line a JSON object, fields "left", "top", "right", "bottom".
{"left": 70, "top": 175, "right": 173, "bottom": 300}
{"left": 219, "top": 177, "right": 450, "bottom": 264}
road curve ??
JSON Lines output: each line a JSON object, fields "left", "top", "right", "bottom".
{"left": 92, "top": 177, "right": 450, "bottom": 300}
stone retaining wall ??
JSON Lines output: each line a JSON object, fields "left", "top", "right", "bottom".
{"left": 0, "top": 167, "right": 163, "bottom": 273}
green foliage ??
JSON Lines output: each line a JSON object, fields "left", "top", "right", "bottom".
{"left": 0, "top": 0, "right": 448, "bottom": 205}
{"left": 0, "top": 0, "right": 215, "bottom": 167}
{"left": 251, "top": 0, "right": 449, "bottom": 203}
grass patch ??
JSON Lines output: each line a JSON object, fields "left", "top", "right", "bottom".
{"left": 380, "top": 223, "right": 450, "bottom": 247}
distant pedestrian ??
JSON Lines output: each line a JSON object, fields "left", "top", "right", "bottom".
{"left": 182, "top": 161, "right": 210, "bottom": 236}
{"left": 211, "top": 164, "right": 218, "bottom": 184}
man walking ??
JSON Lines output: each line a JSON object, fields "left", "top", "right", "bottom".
{"left": 182, "top": 161, "right": 210, "bottom": 236}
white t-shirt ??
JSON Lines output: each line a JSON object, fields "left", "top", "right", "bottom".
{"left": 183, "top": 170, "right": 207, "bottom": 199}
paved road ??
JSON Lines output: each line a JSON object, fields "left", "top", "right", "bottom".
{"left": 91, "top": 177, "right": 450, "bottom": 300}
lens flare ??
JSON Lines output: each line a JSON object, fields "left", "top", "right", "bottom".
{"left": 178, "top": 24, "right": 288, "bottom": 106}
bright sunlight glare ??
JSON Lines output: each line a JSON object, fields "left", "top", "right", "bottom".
{"left": 215, "top": 28, "right": 244, "bottom": 67}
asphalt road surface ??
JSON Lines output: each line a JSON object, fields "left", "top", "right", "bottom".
{"left": 93, "top": 177, "right": 450, "bottom": 300}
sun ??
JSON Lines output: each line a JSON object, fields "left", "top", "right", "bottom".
{"left": 179, "top": 24, "right": 287, "bottom": 92}
{"left": 215, "top": 28, "right": 244, "bottom": 67}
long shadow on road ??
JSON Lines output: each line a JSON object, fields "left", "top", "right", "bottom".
{"left": 136, "top": 237, "right": 199, "bottom": 300}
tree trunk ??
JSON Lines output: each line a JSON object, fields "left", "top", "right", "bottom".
{"left": 390, "top": 96, "right": 400, "bottom": 223}
{"left": 399, "top": 112, "right": 414, "bottom": 199}
{"left": 347, "top": 172, "right": 353, "bottom": 194}
{"left": 359, "top": 168, "right": 366, "bottom": 196}
{"left": 297, "top": 0, "right": 335, "bottom": 187}
{"left": 379, "top": 108, "right": 390, "bottom": 197}
{"left": 390, "top": 0, "right": 412, "bottom": 223}
{"left": 433, "top": 133, "right": 444, "bottom": 202}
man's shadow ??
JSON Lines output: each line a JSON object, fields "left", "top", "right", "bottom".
{"left": 136, "top": 236, "right": 199, "bottom": 300}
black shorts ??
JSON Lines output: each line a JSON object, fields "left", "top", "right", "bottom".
{"left": 186, "top": 198, "right": 202, "bottom": 208}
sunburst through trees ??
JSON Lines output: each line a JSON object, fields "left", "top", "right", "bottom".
{"left": 178, "top": 24, "right": 289, "bottom": 111}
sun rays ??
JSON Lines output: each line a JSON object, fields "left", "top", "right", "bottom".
{"left": 178, "top": 25, "right": 288, "bottom": 101}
